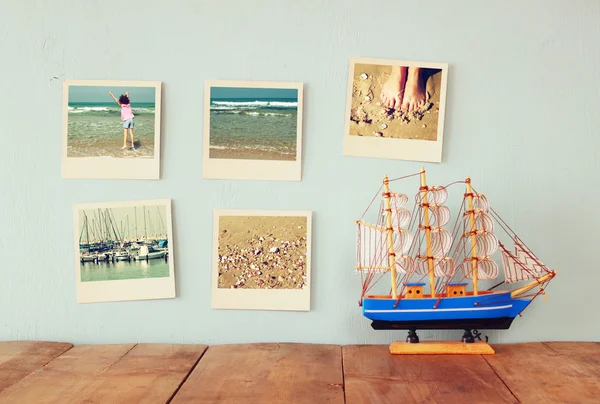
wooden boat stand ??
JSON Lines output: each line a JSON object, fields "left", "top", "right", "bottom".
{"left": 389, "top": 328, "right": 495, "bottom": 355}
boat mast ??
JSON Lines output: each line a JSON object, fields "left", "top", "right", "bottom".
{"left": 382, "top": 174, "right": 398, "bottom": 299}
{"left": 465, "top": 177, "right": 479, "bottom": 295}
{"left": 419, "top": 168, "right": 436, "bottom": 298}
{"left": 135, "top": 207, "right": 138, "bottom": 240}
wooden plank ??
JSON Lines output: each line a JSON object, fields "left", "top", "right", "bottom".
{"left": 0, "top": 341, "right": 73, "bottom": 392}
{"left": 343, "top": 344, "right": 517, "bottom": 404}
{"left": 172, "top": 343, "right": 344, "bottom": 403}
{"left": 0, "top": 343, "right": 207, "bottom": 404}
{"left": 484, "top": 342, "right": 600, "bottom": 404}
{"left": 389, "top": 340, "right": 495, "bottom": 355}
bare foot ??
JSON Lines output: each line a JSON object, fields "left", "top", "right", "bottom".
{"left": 121, "top": 145, "right": 128, "bottom": 149}
{"left": 402, "top": 67, "right": 427, "bottom": 112}
{"left": 380, "top": 66, "right": 407, "bottom": 110}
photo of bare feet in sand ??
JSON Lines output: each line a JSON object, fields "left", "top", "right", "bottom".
{"left": 348, "top": 61, "right": 445, "bottom": 142}
{"left": 344, "top": 58, "right": 448, "bottom": 162}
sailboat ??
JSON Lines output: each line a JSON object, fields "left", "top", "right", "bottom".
{"left": 356, "top": 168, "right": 556, "bottom": 349}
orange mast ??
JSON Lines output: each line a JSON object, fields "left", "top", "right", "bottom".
{"left": 382, "top": 175, "right": 399, "bottom": 299}
{"left": 420, "top": 168, "right": 436, "bottom": 298}
{"left": 465, "top": 177, "right": 479, "bottom": 295}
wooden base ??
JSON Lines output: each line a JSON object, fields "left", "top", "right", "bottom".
{"left": 389, "top": 340, "right": 495, "bottom": 355}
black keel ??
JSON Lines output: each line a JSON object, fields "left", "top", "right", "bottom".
{"left": 371, "top": 316, "right": 515, "bottom": 331}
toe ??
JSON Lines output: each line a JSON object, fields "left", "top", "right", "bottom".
{"left": 381, "top": 94, "right": 389, "bottom": 108}
{"left": 401, "top": 99, "right": 409, "bottom": 111}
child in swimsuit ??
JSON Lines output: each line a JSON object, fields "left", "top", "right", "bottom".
{"left": 109, "top": 91, "right": 135, "bottom": 149}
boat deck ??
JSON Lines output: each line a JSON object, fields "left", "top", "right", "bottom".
{"left": 0, "top": 341, "right": 598, "bottom": 403}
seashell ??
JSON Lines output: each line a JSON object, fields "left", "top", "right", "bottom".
{"left": 422, "top": 124, "right": 427, "bottom": 128}
{"left": 270, "top": 247, "right": 280, "bottom": 253}
{"left": 379, "top": 123, "right": 388, "bottom": 130}
{"left": 373, "top": 132, "right": 384, "bottom": 137}
{"left": 364, "top": 96, "right": 371, "bottom": 102}
{"left": 359, "top": 73, "right": 368, "bottom": 80}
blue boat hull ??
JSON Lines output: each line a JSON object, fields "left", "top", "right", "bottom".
{"left": 362, "top": 292, "right": 533, "bottom": 330}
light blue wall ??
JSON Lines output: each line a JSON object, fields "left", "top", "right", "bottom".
{"left": 1, "top": 0, "right": 599, "bottom": 345}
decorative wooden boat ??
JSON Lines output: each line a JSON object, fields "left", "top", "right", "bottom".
{"left": 356, "top": 169, "right": 556, "bottom": 353}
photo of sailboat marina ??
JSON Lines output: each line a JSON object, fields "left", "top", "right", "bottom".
{"left": 78, "top": 205, "right": 171, "bottom": 282}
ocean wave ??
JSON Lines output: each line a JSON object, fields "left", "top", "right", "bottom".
{"left": 210, "top": 144, "right": 296, "bottom": 154}
{"left": 72, "top": 107, "right": 111, "bottom": 112}
{"left": 212, "top": 110, "right": 293, "bottom": 117}
{"left": 68, "top": 106, "right": 155, "bottom": 114}
{"left": 211, "top": 100, "right": 297, "bottom": 108}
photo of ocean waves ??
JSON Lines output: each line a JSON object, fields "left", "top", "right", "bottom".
{"left": 209, "top": 88, "right": 299, "bottom": 161}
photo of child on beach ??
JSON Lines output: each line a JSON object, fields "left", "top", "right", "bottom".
{"left": 66, "top": 84, "right": 157, "bottom": 158}
{"left": 349, "top": 61, "right": 445, "bottom": 141}
{"left": 217, "top": 215, "right": 308, "bottom": 290}
{"left": 207, "top": 84, "right": 301, "bottom": 161}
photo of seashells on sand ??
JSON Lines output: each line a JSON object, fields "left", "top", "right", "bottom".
{"left": 350, "top": 62, "right": 444, "bottom": 141}
{"left": 217, "top": 215, "right": 308, "bottom": 290}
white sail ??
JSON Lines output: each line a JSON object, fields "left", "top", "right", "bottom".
{"left": 472, "top": 194, "right": 489, "bottom": 211}
{"left": 463, "top": 210, "right": 494, "bottom": 232}
{"left": 382, "top": 208, "right": 412, "bottom": 228}
{"left": 395, "top": 255, "right": 415, "bottom": 275}
{"left": 429, "top": 205, "right": 451, "bottom": 227}
{"left": 500, "top": 239, "right": 549, "bottom": 283}
{"left": 356, "top": 194, "right": 413, "bottom": 273}
{"left": 474, "top": 232, "right": 499, "bottom": 256}
{"left": 428, "top": 186, "right": 448, "bottom": 205}
{"left": 382, "top": 193, "right": 412, "bottom": 228}
{"left": 462, "top": 258, "right": 499, "bottom": 280}
{"left": 430, "top": 228, "right": 453, "bottom": 257}
{"left": 393, "top": 229, "right": 414, "bottom": 254}
{"left": 413, "top": 186, "right": 454, "bottom": 278}
{"left": 356, "top": 225, "right": 387, "bottom": 273}
{"left": 460, "top": 191, "right": 500, "bottom": 280}
{"left": 415, "top": 257, "right": 456, "bottom": 277}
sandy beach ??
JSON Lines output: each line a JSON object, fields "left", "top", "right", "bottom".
{"left": 67, "top": 106, "right": 156, "bottom": 158}
{"left": 209, "top": 148, "right": 295, "bottom": 161}
{"left": 349, "top": 63, "right": 442, "bottom": 141}
{"left": 217, "top": 216, "right": 308, "bottom": 289}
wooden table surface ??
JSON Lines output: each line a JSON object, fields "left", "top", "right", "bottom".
{"left": 0, "top": 341, "right": 598, "bottom": 403}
